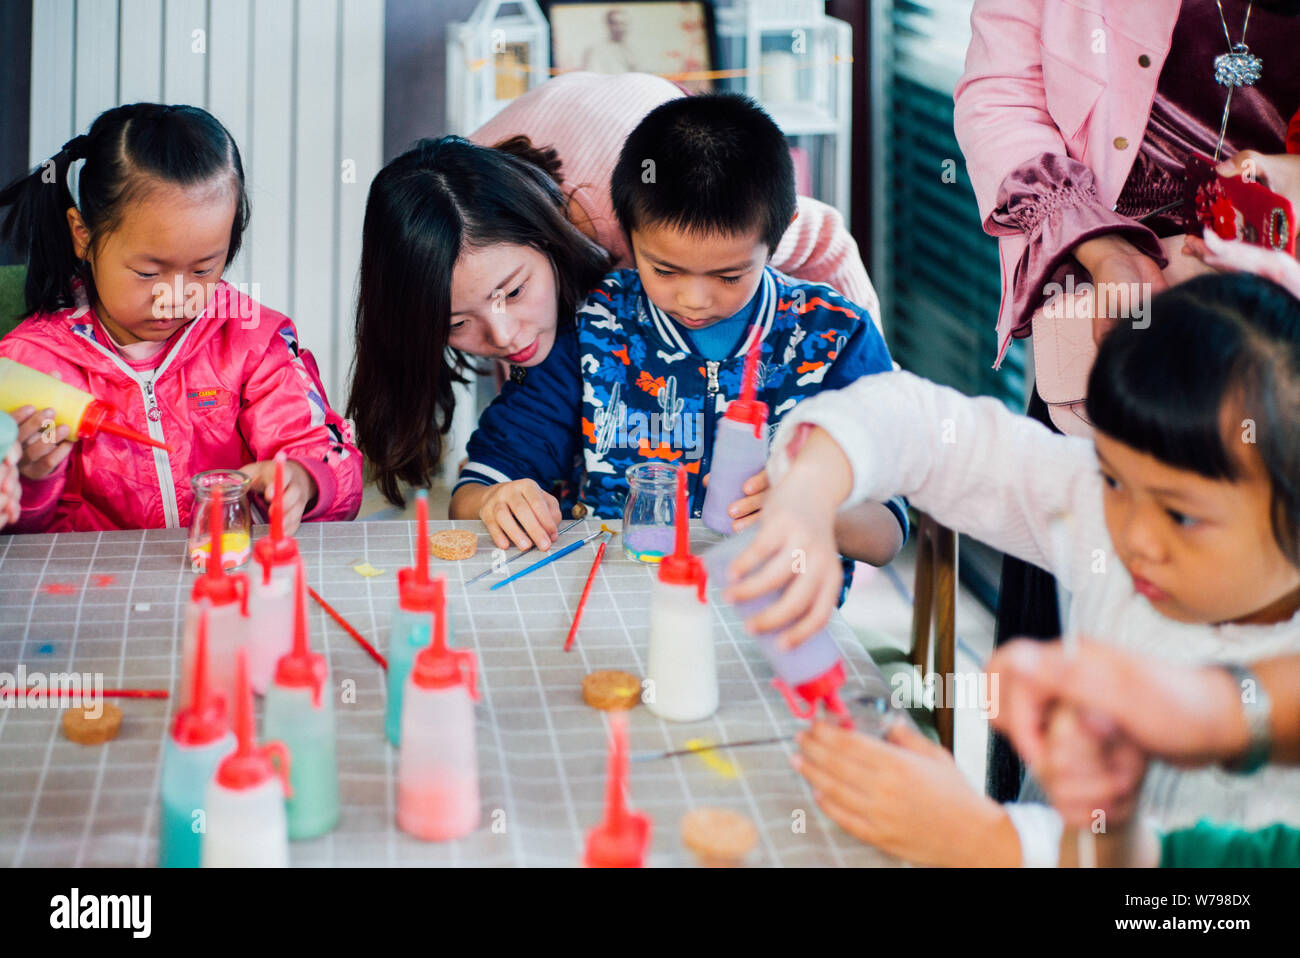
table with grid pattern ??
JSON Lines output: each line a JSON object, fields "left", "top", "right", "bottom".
{"left": 0, "top": 519, "right": 899, "bottom": 867}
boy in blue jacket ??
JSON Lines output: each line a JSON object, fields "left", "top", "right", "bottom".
{"left": 452, "top": 93, "right": 905, "bottom": 593}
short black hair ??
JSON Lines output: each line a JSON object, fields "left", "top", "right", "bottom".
{"left": 611, "top": 93, "right": 795, "bottom": 253}
{"left": 1087, "top": 272, "right": 1300, "bottom": 565}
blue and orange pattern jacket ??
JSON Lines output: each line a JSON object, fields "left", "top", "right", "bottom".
{"left": 457, "top": 266, "right": 907, "bottom": 592}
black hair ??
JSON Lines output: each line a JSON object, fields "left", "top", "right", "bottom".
{"left": 347, "top": 135, "right": 612, "bottom": 507}
{"left": 1087, "top": 272, "right": 1300, "bottom": 565}
{"left": 610, "top": 93, "right": 795, "bottom": 254}
{"left": 0, "top": 103, "right": 249, "bottom": 318}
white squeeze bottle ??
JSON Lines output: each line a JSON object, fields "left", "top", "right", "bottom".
{"left": 202, "top": 648, "right": 292, "bottom": 867}
{"left": 178, "top": 495, "right": 250, "bottom": 711}
{"left": 248, "top": 454, "right": 300, "bottom": 695}
{"left": 701, "top": 329, "right": 769, "bottom": 535}
{"left": 645, "top": 464, "right": 717, "bottom": 722}
{"left": 396, "top": 576, "right": 481, "bottom": 842}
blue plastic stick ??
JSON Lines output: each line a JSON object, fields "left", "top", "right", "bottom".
{"left": 488, "top": 529, "right": 604, "bottom": 591}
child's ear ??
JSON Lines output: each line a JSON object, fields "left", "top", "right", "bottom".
{"left": 66, "top": 207, "right": 91, "bottom": 261}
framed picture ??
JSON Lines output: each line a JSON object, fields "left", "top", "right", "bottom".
{"left": 544, "top": 1, "right": 716, "bottom": 93}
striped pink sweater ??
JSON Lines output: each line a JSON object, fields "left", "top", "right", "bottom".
{"left": 470, "top": 72, "right": 879, "bottom": 322}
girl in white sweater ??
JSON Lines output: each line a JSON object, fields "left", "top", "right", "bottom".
{"left": 722, "top": 273, "right": 1300, "bottom": 866}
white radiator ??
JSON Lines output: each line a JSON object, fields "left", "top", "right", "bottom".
{"left": 28, "top": 0, "right": 385, "bottom": 410}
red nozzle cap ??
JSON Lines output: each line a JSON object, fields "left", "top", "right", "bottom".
{"left": 79, "top": 399, "right": 175, "bottom": 452}
{"left": 657, "top": 465, "right": 706, "bottom": 600}
{"left": 398, "top": 490, "right": 442, "bottom": 612}
{"left": 792, "top": 662, "right": 853, "bottom": 730}
{"left": 171, "top": 601, "right": 229, "bottom": 746}
{"left": 411, "top": 577, "right": 479, "bottom": 696}
{"left": 254, "top": 453, "right": 299, "bottom": 576}
{"left": 723, "top": 329, "right": 768, "bottom": 436}
{"left": 272, "top": 559, "right": 327, "bottom": 707}
{"left": 192, "top": 494, "right": 248, "bottom": 608}
{"left": 583, "top": 712, "right": 652, "bottom": 868}
{"left": 215, "top": 648, "right": 292, "bottom": 794}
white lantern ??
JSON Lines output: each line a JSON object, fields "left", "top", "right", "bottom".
{"left": 446, "top": 0, "right": 551, "bottom": 135}
{"left": 713, "top": 0, "right": 853, "bottom": 217}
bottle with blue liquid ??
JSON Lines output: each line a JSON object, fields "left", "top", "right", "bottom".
{"left": 386, "top": 490, "right": 453, "bottom": 746}
{"left": 702, "top": 527, "right": 852, "bottom": 727}
{"left": 263, "top": 558, "right": 339, "bottom": 840}
{"left": 159, "top": 602, "right": 236, "bottom": 868}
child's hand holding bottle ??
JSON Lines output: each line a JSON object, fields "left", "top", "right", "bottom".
{"left": 240, "top": 458, "right": 318, "bottom": 536}
{"left": 725, "top": 425, "right": 851, "bottom": 649}
{"left": 10, "top": 404, "right": 74, "bottom": 480}
{"left": 701, "top": 469, "right": 768, "bottom": 533}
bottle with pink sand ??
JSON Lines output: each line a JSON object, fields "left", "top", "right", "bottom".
{"left": 396, "top": 576, "right": 480, "bottom": 841}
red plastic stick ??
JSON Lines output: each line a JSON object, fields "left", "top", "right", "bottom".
{"left": 565, "top": 528, "right": 611, "bottom": 652}
{"left": 0, "top": 687, "right": 168, "bottom": 699}
{"left": 270, "top": 454, "right": 285, "bottom": 542}
{"left": 740, "top": 325, "right": 762, "bottom": 404}
{"left": 307, "top": 585, "right": 387, "bottom": 670}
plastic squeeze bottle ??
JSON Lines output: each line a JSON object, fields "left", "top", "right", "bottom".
{"left": 247, "top": 454, "right": 300, "bottom": 694}
{"left": 701, "top": 330, "right": 768, "bottom": 535}
{"left": 158, "top": 602, "right": 236, "bottom": 868}
{"left": 645, "top": 466, "right": 717, "bottom": 722}
{"left": 263, "top": 559, "right": 340, "bottom": 840}
{"left": 583, "top": 712, "right": 651, "bottom": 868}
{"left": 178, "top": 495, "right": 250, "bottom": 712}
{"left": 385, "top": 490, "right": 454, "bottom": 745}
{"left": 0, "top": 357, "right": 173, "bottom": 451}
{"left": 201, "top": 649, "right": 291, "bottom": 867}
{"left": 396, "top": 576, "right": 481, "bottom": 841}
{"left": 702, "top": 527, "right": 853, "bottom": 728}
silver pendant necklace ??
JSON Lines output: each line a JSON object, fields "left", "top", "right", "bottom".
{"left": 1213, "top": 0, "right": 1260, "bottom": 159}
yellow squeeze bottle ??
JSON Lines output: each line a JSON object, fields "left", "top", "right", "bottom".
{"left": 0, "top": 357, "right": 173, "bottom": 451}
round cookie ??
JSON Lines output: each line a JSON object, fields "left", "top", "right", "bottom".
{"left": 681, "top": 807, "right": 758, "bottom": 867}
{"left": 581, "top": 670, "right": 642, "bottom": 711}
{"left": 62, "top": 702, "right": 123, "bottom": 745}
{"left": 430, "top": 529, "right": 478, "bottom": 561}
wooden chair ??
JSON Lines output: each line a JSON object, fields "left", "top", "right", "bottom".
{"left": 908, "top": 512, "right": 958, "bottom": 752}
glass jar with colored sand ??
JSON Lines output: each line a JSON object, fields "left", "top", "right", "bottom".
{"left": 189, "top": 469, "right": 253, "bottom": 572}
{"left": 622, "top": 462, "right": 682, "bottom": 563}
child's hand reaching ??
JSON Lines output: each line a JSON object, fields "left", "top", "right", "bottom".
{"left": 724, "top": 425, "right": 853, "bottom": 649}
{"left": 12, "top": 405, "right": 74, "bottom": 480}
{"left": 0, "top": 439, "right": 21, "bottom": 528}
{"left": 240, "top": 458, "right": 318, "bottom": 536}
{"left": 701, "top": 469, "right": 768, "bottom": 533}
{"left": 468, "top": 478, "right": 562, "bottom": 551}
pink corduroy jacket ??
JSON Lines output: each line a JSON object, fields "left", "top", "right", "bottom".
{"left": 955, "top": 0, "right": 1183, "bottom": 427}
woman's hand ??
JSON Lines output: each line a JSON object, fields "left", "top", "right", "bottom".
{"left": 240, "top": 458, "right": 319, "bottom": 536}
{"left": 459, "top": 478, "right": 562, "bottom": 551}
{"left": 1184, "top": 230, "right": 1300, "bottom": 298}
{"left": 792, "top": 720, "right": 1021, "bottom": 866}
{"left": 1218, "top": 150, "right": 1300, "bottom": 214}
{"left": 1072, "top": 234, "right": 1169, "bottom": 345}
{"left": 0, "top": 440, "right": 21, "bottom": 528}
{"left": 12, "top": 405, "right": 74, "bottom": 480}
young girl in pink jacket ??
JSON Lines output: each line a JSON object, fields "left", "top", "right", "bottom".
{"left": 0, "top": 104, "right": 362, "bottom": 534}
